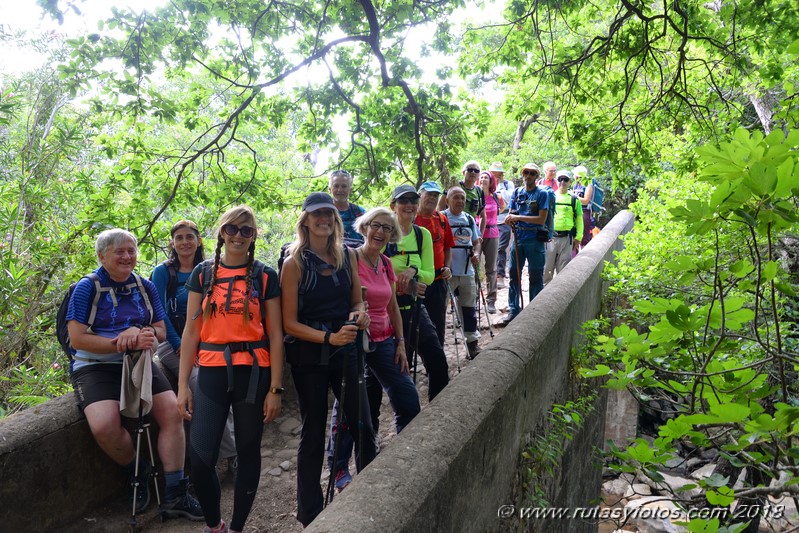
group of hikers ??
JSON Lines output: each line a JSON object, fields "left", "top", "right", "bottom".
{"left": 63, "top": 160, "right": 598, "bottom": 532}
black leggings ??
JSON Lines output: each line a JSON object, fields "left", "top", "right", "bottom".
{"left": 190, "top": 365, "right": 270, "bottom": 531}
{"left": 401, "top": 303, "right": 450, "bottom": 400}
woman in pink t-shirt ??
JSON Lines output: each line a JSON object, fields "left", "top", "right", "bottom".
{"left": 325, "top": 207, "right": 421, "bottom": 491}
{"left": 479, "top": 171, "right": 505, "bottom": 314}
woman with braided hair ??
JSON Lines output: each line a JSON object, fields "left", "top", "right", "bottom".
{"left": 178, "top": 205, "right": 284, "bottom": 533}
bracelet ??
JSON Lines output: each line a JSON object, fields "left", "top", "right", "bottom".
{"left": 396, "top": 336, "right": 405, "bottom": 343}
{"left": 323, "top": 331, "right": 331, "bottom": 345}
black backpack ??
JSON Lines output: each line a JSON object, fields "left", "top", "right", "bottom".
{"left": 383, "top": 224, "right": 423, "bottom": 265}
{"left": 151, "top": 261, "right": 188, "bottom": 335}
{"left": 56, "top": 272, "right": 153, "bottom": 360}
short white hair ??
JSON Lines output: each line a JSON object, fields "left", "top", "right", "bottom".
{"left": 95, "top": 229, "right": 137, "bottom": 263}
{"left": 572, "top": 165, "right": 588, "bottom": 178}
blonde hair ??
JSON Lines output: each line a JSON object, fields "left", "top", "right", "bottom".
{"left": 203, "top": 205, "right": 257, "bottom": 326}
{"left": 355, "top": 207, "right": 402, "bottom": 243}
{"left": 289, "top": 208, "right": 346, "bottom": 274}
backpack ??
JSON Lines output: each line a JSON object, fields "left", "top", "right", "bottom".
{"left": 383, "top": 224, "right": 423, "bottom": 264}
{"left": 590, "top": 178, "right": 605, "bottom": 215}
{"left": 448, "top": 213, "right": 478, "bottom": 250}
{"left": 511, "top": 186, "right": 555, "bottom": 242}
{"left": 198, "top": 259, "right": 269, "bottom": 320}
{"left": 277, "top": 245, "right": 354, "bottom": 319}
{"left": 151, "top": 261, "right": 187, "bottom": 335}
{"left": 56, "top": 272, "right": 154, "bottom": 360}
{"left": 459, "top": 181, "right": 485, "bottom": 218}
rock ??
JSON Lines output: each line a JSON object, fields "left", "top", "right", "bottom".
{"left": 625, "top": 496, "right": 687, "bottom": 533}
{"left": 639, "top": 472, "right": 701, "bottom": 500}
{"left": 291, "top": 424, "right": 302, "bottom": 436}
{"left": 261, "top": 449, "right": 274, "bottom": 457}
{"left": 689, "top": 463, "right": 716, "bottom": 481}
{"left": 700, "top": 448, "right": 719, "bottom": 461}
{"left": 280, "top": 460, "right": 292, "bottom": 471}
{"left": 267, "top": 467, "right": 282, "bottom": 477}
{"left": 663, "top": 455, "right": 685, "bottom": 471}
{"left": 685, "top": 457, "right": 703, "bottom": 469}
{"left": 624, "top": 483, "right": 652, "bottom": 500}
{"left": 603, "top": 478, "right": 633, "bottom": 497}
{"left": 275, "top": 448, "right": 296, "bottom": 460}
{"left": 278, "top": 418, "right": 301, "bottom": 434}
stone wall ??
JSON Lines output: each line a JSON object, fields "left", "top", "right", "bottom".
{"left": 306, "top": 210, "right": 635, "bottom": 532}
{"left": 0, "top": 210, "right": 635, "bottom": 532}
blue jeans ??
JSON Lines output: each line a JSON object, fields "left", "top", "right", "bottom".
{"left": 327, "top": 338, "right": 421, "bottom": 472}
{"left": 508, "top": 239, "right": 545, "bottom": 317}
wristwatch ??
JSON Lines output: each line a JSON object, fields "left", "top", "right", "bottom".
{"left": 269, "top": 387, "right": 285, "bottom": 395}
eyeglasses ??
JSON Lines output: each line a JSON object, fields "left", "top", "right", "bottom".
{"left": 221, "top": 224, "right": 255, "bottom": 238}
{"left": 368, "top": 222, "right": 394, "bottom": 233}
{"left": 396, "top": 197, "right": 419, "bottom": 205}
{"left": 522, "top": 171, "right": 539, "bottom": 177}
{"left": 465, "top": 167, "right": 480, "bottom": 173}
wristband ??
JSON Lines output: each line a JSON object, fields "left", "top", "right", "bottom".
{"left": 396, "top": 336, "right": 405, "bottom": 343}
{"left": 269, "top": 387, "right": 285, "bottom": 395}
{"left": 324, "top": 331, "right": 331, "bottom": 345}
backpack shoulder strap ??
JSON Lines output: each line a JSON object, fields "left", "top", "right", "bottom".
{"left": 84, "top": 272, "right": 103, "bottom": 332}
{"left": 165, "top": 261, "right": 178, "bottom": 301}
{"left": 131, "top": 273, "right": 155, "bottom": 325}
{"left": 413, "top": 224, "right": 423, "bottom": 254}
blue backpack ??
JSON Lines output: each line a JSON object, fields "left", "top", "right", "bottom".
{"left": 590, "top": 178, "right": 605, "bottom": 215}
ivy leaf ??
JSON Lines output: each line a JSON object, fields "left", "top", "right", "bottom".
{"left": 706, "top": 485, "right": 735, "bottom": 506}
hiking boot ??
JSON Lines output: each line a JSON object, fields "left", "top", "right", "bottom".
{"left": 162, "top": 479, "right": 204, "bottom": 521}
{"left": 498, "top": 314, "right": 514, "bottom": 326}
{"left": 227, "top": 456, "right": 239, "bottom": 482}
{"left": 487, "top": 302, "right": 497, "bottom": 314}
{"left": 128, "top": 461, "right": 151, "bottom": 514}
{"left": 467, "top": 341, "right": 481, "bottom": 360}
{"left": 334, "top": 468, "right": 352, "bottom": 492}
{"left": 203, "top": 521, "right": 228, "bottom": 533}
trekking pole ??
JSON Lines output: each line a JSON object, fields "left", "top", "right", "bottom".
{"left": 474, "top": 264, "right": 495, "bottom": 339}
{"left": 405, "top": 277, "right": 420, "bottom": 384}
{"left": 513, "top": 223, "right": 524, "bottom": 311}
{"left": 413, "top": 295, "right": 425, "bottom": 384}
{"left": 325, "top": 330, "right": 351, "bottom": 506}
{"left": 356, "top": 286, "right": 367, "bottom": 471}
{"left": 445, "top": 281, "right": 465, "bottom": 373}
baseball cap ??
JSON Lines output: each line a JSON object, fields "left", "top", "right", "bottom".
{"left": 488, "top": 162, "right": 505, "bottom": 173}
{"left": 556, "top": 170, "right": 572, "bottom": 181}
{"left": 418, "top": 181, "right": 443, "bottom": 194}
{"left": 302, "top": 192, "right": 336, "bottom": 212}
{"left": 392, "top": 184, "right": 421, "bottom": 201}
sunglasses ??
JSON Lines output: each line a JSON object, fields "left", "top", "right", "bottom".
{"left": 368, "top": 222, "right": 394, "bottom": 233}
{"left": 221, "top": 224, "right": 255, "bottom": 238}
{"left": 465, "top": 167, "right": 480, "bottom": 173}
{"left": 522, "top": 171, "right": 539, "bottom": 177}
{"left": 396, "top": 197, "right": 419, "bottom": 205}
{"left": 557, "top": 176, "right": 571, "bottom": 182}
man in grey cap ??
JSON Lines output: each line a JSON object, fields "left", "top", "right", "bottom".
{"left": 543, "top": 170, "right": 583, "bottom": 285}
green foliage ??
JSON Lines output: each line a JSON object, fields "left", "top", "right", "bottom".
{"left": 585, "top": 124, "right": 799, "bottom": 528}
{"left": 520, "top": 394, "right": 597, "bottom": 507}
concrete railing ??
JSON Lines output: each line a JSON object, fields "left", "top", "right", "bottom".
{"left": 0, "top": 210, "right": 635, "bottom": 532}
{"left": 306, "top": 210, "right": 635, "bottom": 533}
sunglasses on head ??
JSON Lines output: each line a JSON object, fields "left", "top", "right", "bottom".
{"left": 465, "top": 167, "right": 480, "bottom": 173}
{"left": 221, "top": 224, "right": 255, "bottom": 238}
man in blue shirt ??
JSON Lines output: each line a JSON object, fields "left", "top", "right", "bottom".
{"left": 328, "top": 169, "right": 366, "bottom": 242}
{"left": 500, "top": 163, "right": 549, "bottom": 326}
